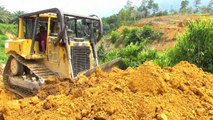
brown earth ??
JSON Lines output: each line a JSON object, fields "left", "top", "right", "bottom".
{"left": 99, "top": 14, "right": 213, "bottom": 51}
{"left": 133, "top": 14, "right": 212, "bottom": 51}
{"left": 1, "top": 61, "right": 213, "bottom": 120}
{"left": 0, "top": 67, "right": 17, "bottom": 119}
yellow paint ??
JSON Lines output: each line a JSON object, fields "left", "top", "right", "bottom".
{"left": 5, "top": 39, "right": 44, "bottom": 59}
{"left": 47, "top": 17, "right": 51, "bottom": 36}
{"left": 5, "top": 13, "right": 94, "bottom": 79}
{"left": 18, "top": 18, "right": 24, "bottom": 39}
{"left": 29, "top": 14, "right": 57, "bottom": 18}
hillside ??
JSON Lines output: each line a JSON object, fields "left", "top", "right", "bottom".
{"left": 98, "top": 14, "right": 213, "bottom": 51}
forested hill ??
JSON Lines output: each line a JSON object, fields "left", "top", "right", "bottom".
{"left": 102, "top": 0, "right": 213, "bottom": 35}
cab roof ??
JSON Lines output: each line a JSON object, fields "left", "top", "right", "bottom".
{"left": 19, "top": 8, "right": 100, "bottom": 20}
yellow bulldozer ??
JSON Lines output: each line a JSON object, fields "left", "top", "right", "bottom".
{"left": 3, "top": 8, "right": 120, "bottom": 97}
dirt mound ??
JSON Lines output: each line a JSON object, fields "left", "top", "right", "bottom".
{"left": 0, "top": 77, "right": 17, "bottom": 119}
{"left": 0, "top": 88, "right": 17, "bottom": 111}
{"left": 2, "top": 61, "right": 213, "bottom": 120}
{"left": 0, "top": 66, "right": 18, "bottom": 119}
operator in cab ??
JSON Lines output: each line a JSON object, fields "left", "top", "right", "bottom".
{"left": 36, "top": 26, "right": 47, "bottom": 52}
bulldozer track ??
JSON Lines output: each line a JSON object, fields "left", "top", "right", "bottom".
{"left": 3, "top": 53, "right": 58, "bottom": 97}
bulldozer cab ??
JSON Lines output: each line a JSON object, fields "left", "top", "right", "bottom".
{"left": 5, "top": 8, "right": 103, "bottom": 78}
{"left": 18, "top": 9, "right": 102, "bottom": 54}
{"left": 22, "top": 15, "right": 49, "bottom": 52}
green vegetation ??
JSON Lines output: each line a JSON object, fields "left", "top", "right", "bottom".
{"left": 122, "top": 25, "right": 161, "bottom": 46}
{"left": 99, "top": 41, "right": 160, "bottom": 69}
{"left": 0, "top": 23, "right": 17, "bottom": 35}
{"left": 0, "top": 34, "right": 8, "bottom": 64}
{"left": 0, "top": 23, "right": 17, "bottom": 64}
{"left": 98, "top": 25, "right": 161, "bottom": 68}
{"left": 102, "top": 0, "right": 163, "bottom": 34}
{"left": 110, "top": 31, "right": 120, "bottom": 43}
{"left": 103, "top": 0, "right": 213, "bottom": 35}
{"left": 167, "top": 18, "right": 213, "bottom": 72}
{"left": 0, "top": 6, "right": 25, "bottom": 24}
{"left": 0, "top": 6, "right": 23, "bottom": 64}
{"left": 104, "top": 25, "right": 162, "bottom": 46}
{"left": 119, "top": 43, "right": 159, "bottom": 69}
{"left": 98, "top": 25, "right": 162, "bottom": 68}
{"left": 99, "top": 18, "right": 213, "bottom": 72}
{"left": 97, "top": 43, "right": 106, "bottom": 63}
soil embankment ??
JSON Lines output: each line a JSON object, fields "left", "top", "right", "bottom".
{"left": 0, "top": 61, "right": 212, "bottom": 120}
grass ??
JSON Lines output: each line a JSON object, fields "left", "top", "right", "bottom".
{"left": 0, "top": 34, "right": 8, "bottom": 64}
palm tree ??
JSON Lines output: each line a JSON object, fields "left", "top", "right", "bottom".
{"left": 10, "top": 11, "right": 25, "bottom": 24}
{"left": 0, "top": 6, "right": 11, "bottom": 23}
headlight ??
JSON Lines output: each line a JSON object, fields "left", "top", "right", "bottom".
{"left": 5, "top": 43, "right": 9, "bottom": 48}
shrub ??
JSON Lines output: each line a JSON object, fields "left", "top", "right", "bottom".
{"left": 142, "top": 25, "right": 163, "bottom": 42}
{"left": 153, "top": 52, "right": 170, "bottom": 67}
{"left": 0, "top": 34, "right": 8, "bottom": 48}
{"left": 0, "top": 23, "right": 17, "bottom": 35}
{"left": 0, "top": 34, "right": 8, "bottom": 41}
{"left": 137, "top": 49, "right": 158, "bottom": 63}
{"left": 104, "top": 50, "right": 118, "bottom": 63}
{"left": 167, "top": 19, "right": 213, "bottom": 72}
{"left": 110, "top": 31, "right": 120, "bottom": 43}
{"left": 97, "top": 43, "right": 106, "bottom": 64}
{"left": 123, "top": 27, "right": 143, "bottom": 46}
{"left": 0, "top": 34, "right": 8, "bottom": 64}
{"left": 122, "top": 27, "right": 130, "bottom": 37}
{"left": 141, "top": 25, "right": 153, "bottom": 39}
{"left": 122, "top": 25, "right": 162, "bottom": 46}
{"left": 119, "top": 43, "right": 142, "bottom": 68}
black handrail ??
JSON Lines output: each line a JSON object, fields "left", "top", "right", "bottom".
{"left": 30, "top": 16, "right": 38, "bottom": 55}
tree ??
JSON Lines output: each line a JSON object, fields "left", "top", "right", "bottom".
{"left": 124, "top": 0, "right": 136, "bottom": 22}
{"left": 0, "top": 6, "right": 25, "bottom": 24}
{"left": 152, "top": 3, "right": 159, "bottom": 15}
{"left": 0, "top": 6, "right": 11, "bottom": 23}
{"left": 130, "top": 8, "right": 138, "bottom": 22}
{"left": 207, "top": 0, "right": 213, "bottom": 14}
{"left": 169, "top": 6, "right": 178, "bottom": 14}
{"left": 147, "top": 0, "right": 159, "bottom": 15}
{"left": 155, "top": 10, "right": 169, "bottom": 16}
{"left": 10, "top": 11, "right": 25, "bottom": 24}
{"left": 138, "top": 0, "right": 159, "bottom": 18}
{"left": 138, "top": 0, "right": 149, "bottom": 18}
{"left": 200, "top": 0, "right": 213, "bottom": 14}
{"left": 118, "top": 8, "right": 128, "bottom": 24}
{"left": 179, "top": 0, "right": 189, "bottom": 13}
{"left": 194, "top": 0, "right": 201, "bottom": 13}
{"left": 97, "top": 43, "right": 106, "bottom": 63}
{"left": 208, "top": 0, "right": 213, "bottom": 7}
{"left": 124, "top": 0, "right": 133, "bottom": 9}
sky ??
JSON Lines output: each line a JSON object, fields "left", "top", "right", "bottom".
{"left": 0, "top": 0, "right": 211, "bottom": 17}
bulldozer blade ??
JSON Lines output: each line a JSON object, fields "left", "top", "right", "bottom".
{"left": 83, "top": 57, "right": 121, "bottom": 76}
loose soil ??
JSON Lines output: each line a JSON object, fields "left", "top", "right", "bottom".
{"left": 0, "top": 67, "right": 17, "bottom": 119}
{"left": 0, "top": 61, "right": 213, "bottom": 120}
